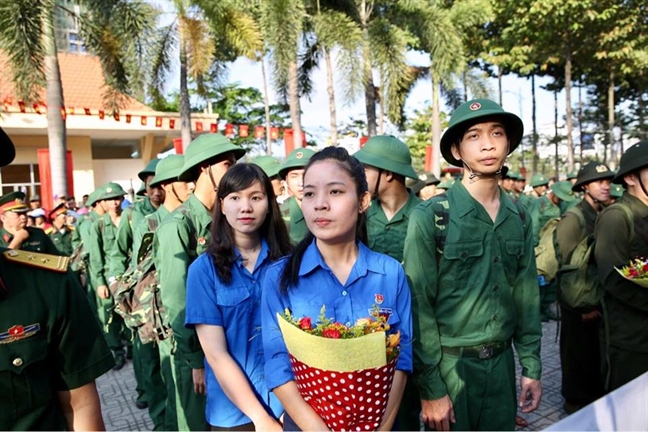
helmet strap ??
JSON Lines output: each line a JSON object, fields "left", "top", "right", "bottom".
{"left": 171, "top": 184, "right": 185, "bottom": 203}
{"left": 373, "top": 169, "right": 383, "bottom": 199}
{"left": 207, "top": 164, "right": 219, "bottom": 192}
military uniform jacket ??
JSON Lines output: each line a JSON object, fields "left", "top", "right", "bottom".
{"left": 366, "top": 190, "right": 421, "bottom": 262}
{"left": 108, "top": 198, "right": 157, "bottom": 280}
{"left": 403, "top": 181, "right": 542, "bottom": 399}
{"left": 595, "top": 194, "right": 648, "bottom": 353}
{"left": 0, "top": 227, "right": 60, "bottom": 255}
{"left": 48, "top": 227, "right": 74, "bottom": 256}
{"left": 530, "top": 195, "right": 561, "bottom": 246}
{"left": 131, "top": 206, "right": 170, "bottom": 268}
{"left": 154, "top": 194, "right": 210, "bottom": 368}
{"left": 280, "top": 196, "right": 308, "bottom": 244}
{"left": 87, "top": 213, "right": 120, "bottom": 288}
{"left": 0, "top": 250, "right": 114, "bottom": 430}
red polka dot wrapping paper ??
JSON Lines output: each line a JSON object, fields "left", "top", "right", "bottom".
{"left": 289, "top": 355, "right": 398, "bottom": 431}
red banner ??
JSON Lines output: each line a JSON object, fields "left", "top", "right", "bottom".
{"left": 254, "top": 126, "right": 265, "bottom": 139}
{"left": 270, "top": 127, "right": 279, "bottom": 140}
{"left": 210, "top": 123, "right": 217, "bottom": 133}
{"left": 239, "top": 124, "right": 249, "bottom": 138}
{"left": 99, "top": 110, "right": 105, "bottom": 120}
{"left": 225, "top": 123, "right": 234, "bottom": 137}
{"left": 155, "top": 117, "right": 163, "bottom": 127}
{"left": 36, "top": 149, "right": 74, "bottom": 212}
{"left": 196, "top": 122, "right": 203, "bottom": 132}
{"left": 169, "top": 118, "right": 175, "bottom": 129}
{"left": 173, "top": 138, "right": 183, "bottom": 155}
{"left": 424, "top": 145, "right": 432, "bottom": 171}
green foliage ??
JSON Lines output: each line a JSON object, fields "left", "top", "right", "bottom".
{"left": 403, "top": 105, "right": 448, "bottom": 171}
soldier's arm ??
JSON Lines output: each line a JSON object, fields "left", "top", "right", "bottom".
{"left": 155, "top": 219, "right": 204, "bottom": 368}
{"left": 402, "top": 205, "right": 448, "bottom": 400}
{"left": 107, "top": 208, "right": 132, "bottom": 280}
{"left": 595, "top": 207, "right": 648, "bottom": 312}
{"left": 87, "top": 221, "right": 107, "bottom": 287}
{"left": 512, "top": 207, "right": 543, "bottom": 381}
{"left": 57, "top": 382, "right": 105, "bottom": 431}
{"left": 555, "top": 212, "right": 582, "bottom": 263}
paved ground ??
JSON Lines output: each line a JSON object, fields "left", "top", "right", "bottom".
{"left": 98, "top": 321, "right": 568, "bottom": 431}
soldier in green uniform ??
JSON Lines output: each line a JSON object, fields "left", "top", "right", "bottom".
{"left": 403, "top": 99, "right": 542, "bottom": 431}
{"left": 252, "top": 155, "right": 284, "bottom": 199}
{"left": 555, "top": 162, "right": 613, "bottom": 413}
{"left": 414, "top": 171, "right": 441, "bottom": 200}
{"left": 608, "top": 184, "right": 624, "bottom": 203}
{"left": 87, "top": 182, "right": 130, "bottom": 370}
{"left": 0, "top": 126, "right": 114, "bottom": 430}
{"left": 279, "top": 147, "right": 316, "bottom": 243}
{"left": 566, "top": 170, "right": 578, "bottom": 185}
{"left": 528, "top": 173, "right": 549, "bottom": 202}
{"left": 0, "top": 192, "right": 61, "bottom": 254}
{"left": 154, "top": 134, "right": 245, "bottom": 431}
{"left": 510, "top": 171, "right": 530, "bottom": 208}
{"left": 47, "top": 203, "right": 74, "bottom": 256}
{"left": 108, "top": 158, "right": 163, "bottom": 410}
{"left": 500, "top": 166, "right": 515, "bottom": 195}
{"left": 594, "top": 141, "right": 648, "bottom": 392}
{"left": 436, "top": 179, "right": 454, "bottom": 194}
{"left": 530, "top": 180, "right": 577, "bottom": 321}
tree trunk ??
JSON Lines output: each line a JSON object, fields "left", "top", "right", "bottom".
{"left": 532, "top": 75, "right": 538, "bottom": 172}
{"left": 288, "top": 61, "right": 303, "bottom": 148}
{"left": 378, "top": 81, "right": 385, "bottom": 135}
{"left": 554, "top": 89, "right": 559, "bottom": 177}
{"left": 431, "top": 75, "right": 442, "bottom": 178}
{"left": 607, "top": 70, "right": 615, "bottom": 168}
{"left": 179, "top": 39, "right": 192, "bottom": 152}
{"left": 260, "top": 56, "right": 272, "bottom": 154}
{"left": 638, "top": 89, "right": 646, "bottom": 140}
{"left": 578, "top": 80, "right": 584, "bottom": 164}
{"left": 324, "top": 48, "right": 338, "bottom": 146}
{"left": 463, "top": 70, "right": 468, "bottom": 102}
{"left": 43, "top": 8, "right": 68, "bottom": 197}
{"left": 360, "top": 0, "right": 377, "bottom": 136}
{"left": 498, "top": 68, "right": 503, "bottom": 106}
{"left": 564, "top": 47, "right": 575, "bottom": 172}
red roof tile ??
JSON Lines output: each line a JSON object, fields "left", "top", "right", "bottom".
{"left": 0, "top": 52, "right": 153, "bottom": 112}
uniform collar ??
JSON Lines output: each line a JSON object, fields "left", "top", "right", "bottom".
{"left": 368, "top": 189, "right": 421, "bottom": 222}
{"left": 233, "top": 239, "right": 270, "bottom": 273}
{"left": 450, "top": 180, "right": 520, "bottom": 224}
{"left": 289, "top": 196, "right": 304, "bottom": 223}
{"left": 186, "top": 193, "right": 213, "bottom": 228}
{"left": 137, "top": 197, "right": 156, "bottom": 215}
{"left": 621, "top": 193, "right": 648, "bottom": 218}
{"left": 299, "top": 240, "right": 386, "bottom": 281}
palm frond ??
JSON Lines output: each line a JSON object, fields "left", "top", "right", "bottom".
{"left": 148, "top": 22, "right": 177, "bottom": 108}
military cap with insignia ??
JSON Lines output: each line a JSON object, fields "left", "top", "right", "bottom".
{"left": 279, "top": 147, "right": 316, "bottom": 179}
{"left": 99, "top": 182, "right": 127, "bottom": 201}
{"left": 85, "top": 186, "right": 105, "bottom": 208}
{"left": 252, "top": 155, "right": 282, "bottom": 179}
{"left": 440, "top": 99, "right": 524, "bottom": 167}
{"left": 150, "top": 154, "right": 186, "bottom": 187}
{"left": 354, "top": 135, "right": 418, "bottom": 179}
{"left": 566, "top": 170, "right": 578, "bottom": 181}
{"left": 550, "top": 181, "right": 577, "bottom": 202}
{"left": 48, "top": 203, "right": 68, "bottom": 220}
{"left": 613, "top": 140, "right": 648, "bottom": 184}
{"left": 572, "top": 161, "right": 614, "bottom": 192}
{"left": 0, "top": 191, "right": 29, "bottom": 214}
{"left": 178, "top": 134, "right": 246, "bottom": 181}
{"left": 138, "top": 158, "right": 161, "bottom": 182}
{"left": 529, "top": 173, "right": 549, "bottom": 188}
{"left": 136, "top": 183, "right": 146, "bottom": 197}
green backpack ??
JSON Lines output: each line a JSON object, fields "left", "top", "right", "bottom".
{"left": 112, "top": 217, "right": 171, "bottom": 343}
{"left": 534, "top": 217, "right": 562, "bottom": 282}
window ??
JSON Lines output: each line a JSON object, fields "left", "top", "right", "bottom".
{"left": 0, "top": 164, "right": 41, "bottom": 200}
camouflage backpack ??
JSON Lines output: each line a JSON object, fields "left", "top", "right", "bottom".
{"left": 69, "top": 217, "right": 104, "bottom": 288}
{"left": 113, "top": 217, "right": 171, "bottom": 343}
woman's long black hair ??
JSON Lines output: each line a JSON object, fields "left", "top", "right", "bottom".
{"left": 279, "top": 147, "right": 368, "bottom": 293}
{"left": 207, "top": 163, "right": 292, "bottom": 284}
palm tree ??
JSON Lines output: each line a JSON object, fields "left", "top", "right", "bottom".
{"left": 0, "top": 0, "right": 155, "bottom": 197}
{"left": 150, "top": 0, "right": 262, "bottom": 151}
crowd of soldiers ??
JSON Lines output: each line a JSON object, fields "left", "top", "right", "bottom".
{"left": 1, "top": 96, "right": 647, "bottom": 431}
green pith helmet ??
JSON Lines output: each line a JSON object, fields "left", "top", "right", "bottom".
{"left": 354, "top": 135, "right": 418, "bottom": 179}
{"left": 440, "top": 99, "right": 524, "bottom": 167}
{"left": 572, "top": 161, "right": 614, "bottom": 191}
{"left": 407, "top": 172, "right": 440, "bottom": 194}
{"left": 508, "top": 170, "right": 522, "bottom": 181}
{"left": 252, "top": 155, "right": 282, "bottom": 179}
{"left": 437, "top": 179, "right": 455, "bottom": 190}
{"left": 99, "top": 182, "right": 127, "bottom": 201}
{"left": 279, "top": 147, "right": 316, "bottom": 179}
{"left": 178, "top": 134, "right": 246, "bottom": 181}
{"left": 529, "top": 173, "right": 549, "bottom": 188}
{"left": 610, "top": 184, "right": 624, "bottom": 198}
{"left": 138, "top": 158, "right": 161, "bottom": 182}
{"left": 150, "top": 155, "right": 186, "bottom": 187}
{"left": 136, "top": 184, "right": 146, "bottom": 197}
{"left": 0, "top": 191, "right": 29, "bottom": 213}
{"left": 613, "top": 141, "right": 648, "bottom": 184}
{"left": 550, "top": 181, "right": 577, "bottom": 202}
{"left": 566, "top": 170, "right": 578, "bottom": 180}
{"left": 85, "top": 186, "right": 105, "bottom": 207}
{"left": 417, "top": 171, "right": 441, "bottom": 186}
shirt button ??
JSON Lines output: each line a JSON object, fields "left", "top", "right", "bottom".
{"left": 494, "top": 286, "right": 499, "bottom": 292}
{"left": 494, "top": 256, "right": 500, "bottom": 263}
{"left": 12, "top": 358, "right": 23, "bottom": 367}
{"left": 345, "top": 322, "right": 351, "bottom": 327}
{"left": 342, "top": 291, "right": 348, "bottom": 296}
{"left": 492, "top": 315, "right": 498, "bottom": 321}
{"left": 385, "top": 226, "right": 390, "bottom": 230}
{"left": 252, "top": 280, "right": 256, "bottom": 284}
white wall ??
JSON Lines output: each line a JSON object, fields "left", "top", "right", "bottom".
{"left": 92, "top": 159, "right": 146, "bottom": 195}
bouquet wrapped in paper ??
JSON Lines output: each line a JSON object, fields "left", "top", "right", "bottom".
{"left": 278, "top": 306, "right": 400, "bottom": 431}
{"left": 615, "top": 257, "right": 648, "bottom": 288}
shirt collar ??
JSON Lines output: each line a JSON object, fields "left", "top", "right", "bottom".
{"left": 368, "top": 190, "right": 421, "bottom": 222}
{"left": 450, "top": 181, "right": 520, "bottom": 220}
{"left": 233, "top": 239, "right": 270, "bottom": 273}
{"left": 622, "top": 193, "right": 648, "bottom": 218}
{"left": 289, "top": 197, "right": 304, "bottom": 223}
{"left": 187, "top": 194, "right": 213, "bottom": 228}
{"left": 298, "top": 239, "right": 386, "bottom": 279}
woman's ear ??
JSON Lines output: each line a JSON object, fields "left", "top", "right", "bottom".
{"left": 359, "top": 191, "right": 371, "bottom": 214}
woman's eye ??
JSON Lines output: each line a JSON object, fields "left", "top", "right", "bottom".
{"left": 303, "top": 192, "right": 313, "bottom": 198}
{"left": 330, "top": 189, "right": 342, "bottom": 195}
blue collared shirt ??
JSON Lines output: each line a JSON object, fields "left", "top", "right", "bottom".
{"left": 185, "top": 240, "right": 283, "bottom": 427}
{"left": 261, "top": 240, "right": 413, "bottom": 391}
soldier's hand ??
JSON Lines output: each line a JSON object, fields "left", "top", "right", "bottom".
{"left": 581, "top": 310, "right": 602, "bottom": 322}
{"left": 519, "top": 376, "right": 542, "bottom": 413}
{"left": 421, "top": 396, "right": 455, "bottom": 431}
{"left": 15, "top": 228, "right": 30, "bottom": 241}
{"left": 192, "top": 368, "right": 206, "bottom": 395}
{"left": 97, "top": 285, "right": 110, "bottom": 299}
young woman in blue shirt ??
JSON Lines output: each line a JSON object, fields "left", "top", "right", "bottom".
{"left": 261, "top": 147, "right": 413, "bottom": 431}
{"left": 185, "top": 163, "right": 292, "bottom": 430}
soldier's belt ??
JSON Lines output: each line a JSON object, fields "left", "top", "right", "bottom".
{"left": 442, "top": 340, "right": 511, "bottom": 360}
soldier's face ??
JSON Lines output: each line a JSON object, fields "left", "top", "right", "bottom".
{"left": 1, "top": 211, "right": 26, "bottom": 230}
{"left": 285, "top": 169, "right": 305, "bottom": 200}
{"left": 584, "top": 179, "right": 611, "bottom": 203}
{"left": 363, "top": 166, "right": 382, "bottom": 195}
{"left": 145, "top": 175, "right": 165, "bottom": 206}
{"left": 172, "top": 181, "right": 194, "bottom": 202}
{"left": 271, "top": 178, "right": 284, "bottom": 198}
{"left": 452, "top": 121, "right": 508, "bottom": 174}
{"left": 220, "top": 180, "right": 269, "bottom": 237}
{"left": 514, "top": 180, "right": 525, "bottom": 192}
{"left": 106, "top": 198, "right": 123, "bottom": 212}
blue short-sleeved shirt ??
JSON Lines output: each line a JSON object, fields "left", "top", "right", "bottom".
{"left": 261, "top": 240, "right": 413, "bottom": 391}
{"left": 185, "top": 240, "right": 283, "bottom": 427}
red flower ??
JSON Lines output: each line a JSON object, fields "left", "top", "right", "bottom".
{"left": 643, "top": 263, "right": 648, "bottom": 272}
{"left": 629, "top": 268, "right": 639, "bottom": 278}
{"left": 322, "top": 328, "right": 341, "bottom": 339}
{"left": 299, "top": 317, "right": 312, "bottom": 330}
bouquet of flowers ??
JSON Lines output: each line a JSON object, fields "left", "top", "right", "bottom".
{"left": 278, "top": 306, "right": 400, "bottom": 431}
{"left": 615, "top": 257, "right": 648, "bottom": 288}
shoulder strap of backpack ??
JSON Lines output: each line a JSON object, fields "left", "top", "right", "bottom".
{"left": 566, "top": 206, "right": 587, "bottom": 238}
{"left": 147, "top": 216, "right": 159, "bottom": 233}
{"left": 429, "top": 193, "right": 450, "bottom": 261}
{"left": 176, "top": 205, "right": 199, "bottom": 251}
{"left": 614, "top": 202, "right": 635, "bottom": 243}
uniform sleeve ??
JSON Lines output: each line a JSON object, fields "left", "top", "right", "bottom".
{"left": 130, "top": 218, "right": 148, "bottom": 268}
{"left": 87, "top": 220, "right": 107, "bottom": 287}
{"left": 402, "top": 206, "right": 447, "bottom": 400}
{"left": 261, "top": 263, "right": 294, "bottom": 391}
{"left": 529, "top": 200, "right": 542, "bottom": 246}
{"left": 71, "top": 222, "right": 82, "bottom": 250}
{"left": 108, "top": 209, "right": 133, "bottom": 280}
{"left": 595, "top": 207, "right": 648, "bottom": 312}
{"left": 512, "top": 207, "right": 543, "bottom": 380}
{"left": 185, "top": 255, "right": 224, "bottom": 327}
{"left": 40, "top": 231, "right": 64, "bottom": 256}
{"left": 155, "top": 218, "right": 204, "bottom": 368}
{"left": 393, "top": 265, "right": 413, "bottom": 373}
{"left": 555, "top": 212, "right": 583, "bottom": 264}
{"left": 54, "top": 270, "right": 114, "bottom": 389}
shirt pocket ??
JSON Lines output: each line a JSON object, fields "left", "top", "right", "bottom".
{"left": 504, "top": 239, "right": 525, "bottom": 282}
{"left": 215, "top": 285, "right": 252, "bottom": 307}
{"left": 0, "top": 335, "right": 51, "bottom": 425}
{"left": 444, "top": 240, "right": 484, "bottom": 263}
